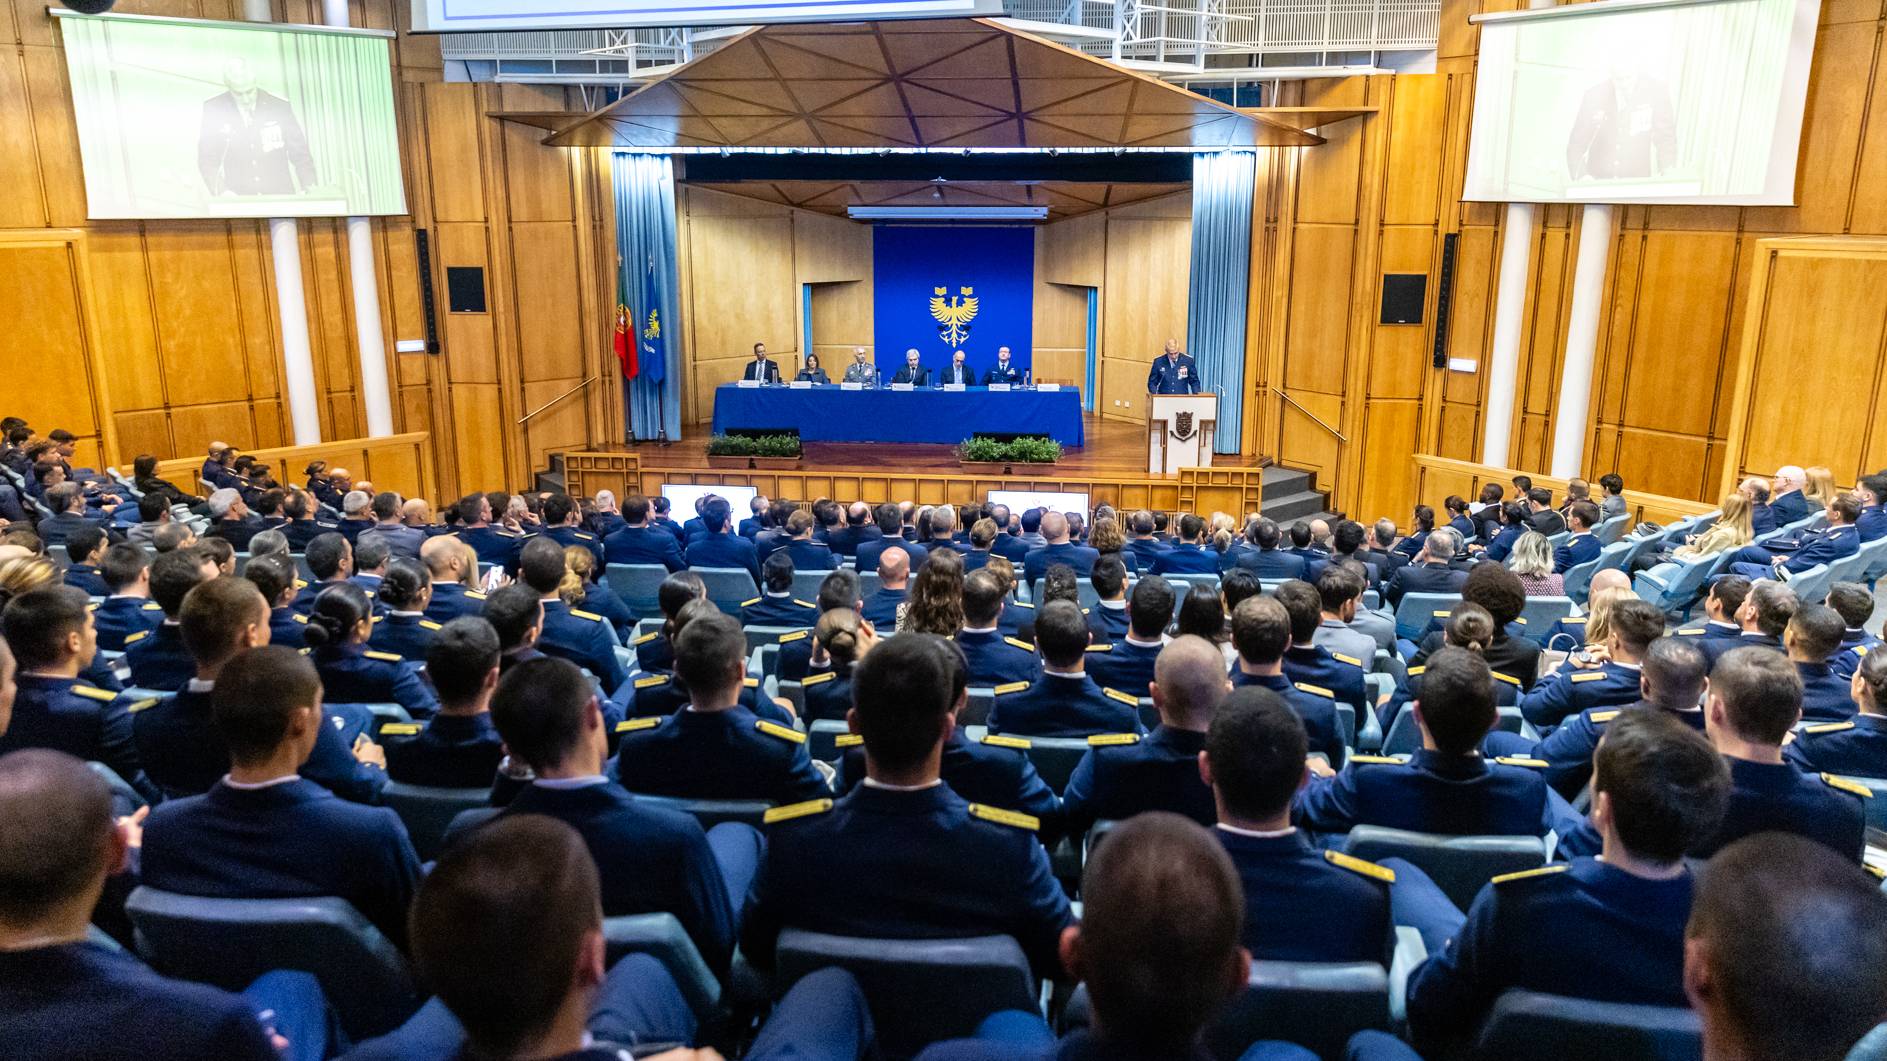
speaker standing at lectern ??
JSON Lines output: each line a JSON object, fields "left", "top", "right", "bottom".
{"left": 743, "top": 342, "right": 782, "bottom": 384}
{"left": 1147, "top": 339, "right": 1201, "bottom": 395}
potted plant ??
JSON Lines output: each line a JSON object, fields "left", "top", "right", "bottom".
{"left": 955, "top": 435, "right": 1062, "bottom": 473}
{"left": 706, "top": 432, "right": 802, "bottom": 469}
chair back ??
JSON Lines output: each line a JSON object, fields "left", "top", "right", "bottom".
{"left": 627, "top": 792, "right": 773, "bottom": 828}
{"left": 381, "top": 782, "right": 492, "bottom": 861}
{"left": 601, "top": 913, "right": 722, "bottom": 1019}
{"left": 1517, "top": 596, "right": 1576, "bottom": 632}
{"left": 1470, "top": 989, "right": 1702, "bottom": 1061}
{"left": 807, "top": 718, "right": 850, "bottom": 761}
{"left": 603, "top": 563, "right": 671, "bottom": 617}
{"left": 1394, "top": 593, "right": 1463, "bottom": 641}
{"left": 1017, "top": 735, "right": 1100, "bottom": 793}
{"left": 1592, "top": 513, "right": 1629, "bottom": 545}
{"left": 693, "top": 567, "right": 761, "bottom": 613}
{"left": 745, "top": 624, "right": 806, "bottom": 653}
{"left": 1343, "top": 825, "right": 1548, "bottom": 910}
{"left": 773, "top": 929, "right": 1037, "bottom": 1059}
{"left": 962, "top": 686, "right": 996, "bottom": 727}
{"left": 1785, "top": 562, "right": 1833, "bottom": 606}
{"left": 125, "top": 887, "right": 419, "bottom": 1040}
{"left": 790, "top": 569, "right": 831, "bottom": 601}
{"left": 779, "top": 680, "right": 808, "bottom": 718}
{"left": 1203, "top": 962, "right": 1392, "bottom": 1061}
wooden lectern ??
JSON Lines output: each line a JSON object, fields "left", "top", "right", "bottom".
{"left": 1147, "top": 394, "right": 1217, "bottom": 474}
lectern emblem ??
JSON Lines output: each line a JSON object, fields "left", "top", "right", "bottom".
{"left": 1172, "top": 411, "right": 1196, "bottom": 442}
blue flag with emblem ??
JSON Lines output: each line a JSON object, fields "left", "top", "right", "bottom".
{"left": 872, "top": 225, "right": 1034, "bottom": 378}
{"left": 637, "top": 258, "right": 665, "bottom": 384}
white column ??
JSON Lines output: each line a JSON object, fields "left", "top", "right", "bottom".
{"left": 1479, "top": 201, "right": 1533, "bottom": 468}
{"left": 245, "top": 0, "right": 322, "bottom": 445}
{"left": 1550, "top": 202, "right": 1614, "bottom": 478}
{"left": 323, "top": 0, "right": 395, "bottom": 438}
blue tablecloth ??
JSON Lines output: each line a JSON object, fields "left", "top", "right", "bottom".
{"left": 710, "top": 384, "right": 1085, "bottom": 446}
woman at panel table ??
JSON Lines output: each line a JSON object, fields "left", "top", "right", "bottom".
{"left": 795, "top": 353, "right": 830, "bottom": 385}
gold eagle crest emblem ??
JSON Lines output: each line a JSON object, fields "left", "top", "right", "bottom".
{"left": 930, "top": 286, "right": 979, "bottom": 347}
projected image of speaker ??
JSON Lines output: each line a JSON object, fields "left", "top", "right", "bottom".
{"left": 60, "top": 1, "right": 117, "bottom": 12}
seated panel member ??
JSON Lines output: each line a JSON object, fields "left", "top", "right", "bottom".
{"left": 1787, "top": 603, "right": 1859, "bottom": 723}
{"left": 1295, "top": 647, "right": 1565, "bottom": 837}
{"left": 956, "top": 568, "right": 1043, "bottom": 688}
{"left": 986, "top": 599, "right": 1144, "bottom": 738}
{"left": 1518, "top": 597, "right": 1664, "bottom": 730}
{"left": 1229, "top": 595, "right": 1348, "bottom": 767}
{"left": 383, "top": 617, "right": 508, "bottom": 788}
{"left": 1061, "top": 635, "right": 1227, "bottom": 836}
{"left": 742, "top": 341, "right": 782, "bottom": 384}
{"left": 741, "top": 631, "right": 1074, "bottom": 979}
{"left": 1787, "top": 643, "right": 1887, "bottom": 777}
{"left": 740, "top": 551, "right": 818, "bottom": 629}
{"left": 840, "top": 346, "right": 876, "bottom": 384}
{"left": 984, "top": 345, "right": 1023, "bottom": 385}
{"left": 890, "top": 347, "right": 931, "bottom": 386}
{"left": 134, "top": 577, "right": 389, "bottom": 804}
{"left": 304, "top": 582, "right": 440, "bottom": 719}
{"left": 419, "top": 536, "right": 488, "bottom": 623}
{"left": 794, "top": 351, "right": 830, "bottom": 384}
{"left": 140, "top": 646, "right": 422, "bottom": 946}
{"left": 1085, "top": 575, "right": 1173, "bottom": 697}
{"left": 519, "top": 537, "right": 629, "bottom": 696}
{"left": 616, "top": 611, "right": 829, "bottom": 804}
{"left": 1405, "top": 710, "right": 1731, "bottom": 1058}
{"left": 91, "top": 543, "right": 164, "bottom": 651}
{"left": 1204, "top": 687, "right": 1393, "bottom": 965}
{"left": 0, "top": 750, "right": 318, "bottom": 1061}
{"left": 1145, "top": 338, "right": 1201, "bottom": 395}
{"left": 940, "top": 348, "right": 975, "bottom": 386}
{"left": 600, "top": 493, "right": 686, "bottom": 573}
{"left": 124, "top": 548, "right": 219, "bottom": 691}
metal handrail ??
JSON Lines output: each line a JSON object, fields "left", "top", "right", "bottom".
{"left": 517, "top": 374, "right": 600, "bottom": 426}
{"left": 1275, "top": 389, "right": 1347, "bottom": 443}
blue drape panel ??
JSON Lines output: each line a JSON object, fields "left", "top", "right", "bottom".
{"left": 613, "top": 153, "right": 684, "bottom": 441}
{"left": 1184, "top": 151, "right": 1256, "bottom": 454}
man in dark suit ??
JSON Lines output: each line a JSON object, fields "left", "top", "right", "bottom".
{"left": 890, "top": 348, "right": 932, "bottom": 386}
{"left": 740, "top": 342, "right": 782, "bottom": 384}
{"left": 1021, "top": 511, "right": 1099, "bottom": 589}
{"left": 1384, "top": 527, "right": 1469, "bottom": 608}
{"left": 602, "top": 493, "right": 686, "bottom": 572}
{"left": 1525, "top": 488, "right": 1567, "bottom": 536}
{"left": 33, "top": 483, "right": 111, "bottom": 551}
{"left": 856, "top": 503, "right": 927, "bottom": 574}
{"left": 940, "top": 349, "right": 976, "bottom": 386}
{"left": 1145, "top": 339, "right": 1201, "bottom": 395}
{"left": 1231, "top": 518, "right": 1306, "bottom": 580}
{"left": 683, "top": 496, "right": 762, "bottom": 586}
{"left": 825, "top": 502, "right": 880, "bottom": 557}
{"left": 1768, "top": 466, "right": 1811, "bottom": 526}
{"left": 197, "top": 61, "right": 315, "bottom": 197}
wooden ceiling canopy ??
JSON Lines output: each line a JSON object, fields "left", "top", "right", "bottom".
{"left": 544, "top": 18, "right": 1323, "bottom": 151}
{"left": 700, "top": 179, "right": 1190, "bottom": 219}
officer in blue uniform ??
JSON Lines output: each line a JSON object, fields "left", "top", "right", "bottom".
{"left": 368, "top": 557, "right": 442, "bottom": 663}
{"left": 740, "top": 552, "right": 818, "bottom": 629}
{"left": 1405, "top": 711, "right": 1730, "bottom": 1059}
{"left": 302, "top": 582, "right": 439, "bottom": 720}
{"left": 1552, "top": 500, "right": 1604, "bottom": 572}
{"left": 774, "top": 570, "right": 859, "bottom": 684}
{"left": 454, "top": 493, "right": 526, "bottom": 575}
{"left": 986, "top": 600, "right": 1144, "bottom": 738}
{"left": 835, "top": 723, "right": 1063, "bottom": 846}
{"left": 61, "top": 525, "right": 110, "bottom": 595}
{"left": 797, "top": 666, "right": 853, "bottom": 724}
{"left": 380, "top": 620, "right": 507, "bottom": 789}
{"left": 1824, "top": 581, "right": 1879, "bottom": 680}
{"left": 860, "top": 547, "right": 912, "bottom": 629}
{"left": 1518, "top": 598, "right": 1665, "bottom": 730}
{"left": 287, "top": 532, "right": 353, "bottom": 617}
{"left": 91, "top": 543, "right": 165, "bottom": 650}
{"left": 515, "top": 538, "right": 629, "bottom": 696}
{"left": 1383, "top": 528, "right": 1470, "bottom": 608}
{"left": 424, "top": 578, "right": 486, "bottom": 625}
{"left": 1275, "top": 581, "right": 1369, "bottom": 717}
{"left": 1296, "top": 648, "right": 1570, "bottom": 838}
{"left": 1730, "top": 495, "right": 1859, "bottom": 581}
{"left": 956, "top": 568, "right": 1043, "bottom": 687}
{"left": 538, "top": 493, "right": 605, "bottom": 567}
{"left": 778, "top": 510, "right": 837, "bottom": 572}
{"left": 741, "top": 632, "right": 1073, "bottom": 981}
{"left": 1787, "top": 603, "right": 1858, "bottom": 723}
{"left": 683, "top": 497, "right": 763, "bottom": 586}
{"left": 1085, "top": 577, "right": 1172, "bottom": 698}
{"left": 237, "top": 553, "right": 308, "bottom": 649}
{"left": 983, "top": 345, "right": 1024, "bottom": 385}
{"left": 856, "top": 504, "right": 929, "bottom": 575}
{"left": 122, "top": 549, "right": 218, "bottom": 691}
{"left": 602, "top": 495, "right": 688, "bottom": 572}
{"left": 1085, "top": 556, "right": 1132, "bottom": 641}
{"left": 1697, "top": 578, "right": 1792, "bottom": 669}
{"left": 368, "top": 611, "right": 442, "bottom": 667}
{"left": 1020, "top": 512, "right": 1099, "bottom": 589}
{"left": 628, "top": 671, "right": 787, "bottom": 726}
{"left": 1226, "top": 596, "right": 1348, "bottom": 766}
{"left": 1145, "top": 340, "right": 1201, "bottom": 394}
{"left": 616, "top": 612, "right": 828, "bottom": 805}
{"left": 1061, "top": 634, "right": 1225, "bottom": 837}
{"left": 1149, "top": 515, "right": 1220, "bottom": 574}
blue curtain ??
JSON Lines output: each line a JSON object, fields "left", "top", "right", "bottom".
{"left": 613, "top": 153, "right": 684, "bottom": 441}
{"left": 1184, "top": 151, "right": 1256, "bottom": 454}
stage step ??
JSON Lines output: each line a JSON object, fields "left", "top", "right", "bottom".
{"left": 535, "top": 453, "right": 566, "bottom": 496}
{"left": 1259, "top": 464, "right": 1338, "bottom": 524}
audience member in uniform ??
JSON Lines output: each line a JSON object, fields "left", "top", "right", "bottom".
{"left": 1684, "top": 834, "right": 1887, "bottom": 1061}
{"left": 382, "top": 617, "right": 507, "bottom": 788}
{"left": 860, "top": 546, "right": 910, "bottom": 629}
{"left": 0, "top": 749, "right": 331, "bottom": 1061}
{"left": 1698, "top": 578, "right": 1794, "bottom": 668}
{"left": 682, "top": 495, "right": 761, "bottom": 585}
{"left": 1084, "top": 574, "right": 1171, "bottom": 697}
{"left": 742, "top": 631, "right": 1073, "bottom": 980}
{"left": 304, "top": 582, "right": 438, "bottom": 718}
{"left": 1310, "top": 565, "right": 1377, "bottom": 664}
{"left": 241, "top": 553, "right": 306, "bottom": 647}
{"left": 1409, "top": 562, "right": 1538, "bottom": 681}
{"left": 519, "top": 537, "right": 628, "bottom": 695}
{"left": 59, "top": 524, "right": 108, "bottom": 596}
{"left": 420, "top": 535, "right": 486, "bottom": 624}
{"left": 634, "top": 570, "right": 704, "bottom": 676}
{"left": 1404, "top": 710, "right": 1731, "bottom": 1055}
{"left": 368, "top": 556, "right": 440, "bottom": 662}
{"left": 1148, "top": 514, "right": 1218, "bottom": 575}
{"left": 1787, "top": 639, "right": 1887, "bottom": 776}
{"left": 1061, "top": 634, "right": 1227, "bottom": 836}
{"left": 987, "top": 599, "right": 1143, "bottom": 738}
{"left": 1520, "top": 598, "right": 1664, "bottom": 730}
{"left": 1785, "top": 603, "right": 1858, "bottom": 722}
{"left": 601, "top": 493, "right": 686, "bottom": 572}
{"left": 1275, "top": 579, "right": 1367, "bottom": 718}
{"left": 955, "top": 567, "right": 1041, "bottom": 688}
{"left": 1822, "top": 581, "right": 1879, "bottom": 681}
{"left": 140, "top": 645, "right": 421, "bottom": 945}
{"left": 1021, "top": 511, "right": 1099, "bottom": 589}
{"left": 740, "top": 550, "right": 818, "bottom": 629}
{"left": 91, "top": 543, "right": 164, "bottom": 651}
{"left": 799, "top": 609, "right": 877, "bottom": 724}
{"left": 1228, "top": 594, "right": 1348, "bottom": 766}
{"left": 122, "top": 548, "right": 217, "bottom": 690}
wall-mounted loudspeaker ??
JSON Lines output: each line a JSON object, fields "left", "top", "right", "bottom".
{"left": 1380, "top": 274, "right": 1428, "bottom": 326}
{"left": 1432, "top": 233, "right": 1459, "bottom": 368}
{"left": 446, "top": 266, "right": 487, "bottom": 314}
{"left": 414, "top": 229, "right": 441, "bottom": 354}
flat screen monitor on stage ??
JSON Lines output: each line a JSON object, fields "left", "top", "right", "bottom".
{"left": 988, "top": 490, "right": 1091, "bottom": 519}
{"left": 663, "top": 484, "right": 759, "bottom": 520}
{"left": 56, "top": 11, "right": 405, "bottom": 220}
{"left": 411, "top": 0, "right": 1000, "bottom": 31}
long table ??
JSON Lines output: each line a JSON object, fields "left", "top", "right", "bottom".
{"left": 710, "top": 383, "right": 1085, "bottom": 446}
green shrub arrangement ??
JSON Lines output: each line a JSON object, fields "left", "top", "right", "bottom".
{"left": 706, "top": 433, "right": 800, "bottom": 457}
{"left": 956, "top": 435, "right": 1061, "bottom": 464}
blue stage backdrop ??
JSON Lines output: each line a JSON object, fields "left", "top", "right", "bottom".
{"left": 872, "top": 225, "right": 1035, "bottom": 379}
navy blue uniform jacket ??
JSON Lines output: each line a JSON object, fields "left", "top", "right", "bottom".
{"left": 615, "top": 706, "right": 830, "bottom": 805}
{"left": 1060, "top": 726, "right": 1213, "bottom": 837}
{"left": 1217, "top": 827, "right": 1393, "bottom": 965}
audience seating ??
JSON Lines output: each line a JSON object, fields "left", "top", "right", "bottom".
{"left": 124, "top": 887, "right": 420, "bottom": 1040}
{"left": 1342, "top": 826, "right": 1550, "bottom": 910}
{"left": 1378, "top": 706, "right": 1525, "bottom": 757}
{"left": 1592, "top": 513, "right": 1630, "bottom": 545}
{"left": 772, "top": 928, "right": 1038, "bottom": 1059}
{"left": 380, "top": 781, "right": 493, "bottom": 862}
{"left": 627, "top": 793, "right": 773, "bottom": 828}
{"left": 790, "top": 570, "right": 829, "bottom": 600}
{"left": 605, "top": 563, "right": 670, "bottom": 617}
{"left": 1516, "top": 596, "right": 1575, "bottom": 636}
{"left": 1202, "top": 962, "right": 1395, "bottom": 1061}
{"left": 1017, "top": 736, "right": 1098, "bottom": 793}
{"left": 1634, "top": 550, "right": 1733, "bottom": 618}
{"left": 600, "top": 913, "right": 723, "bottom": 1020}
{"left": 962, "top": 687, "right": 996, "bottom": 727}
{"left": 1468, "top": 990, "right": 1702, "bottom": 1061}
{"left": 693, "top": 567, "right": 761, "bottom": 613}
{"left": 1393, "top": 593, "right": 1463, "bottom": 641}
{"left": 1562, "top": 543, "right": 1626, "bottom": 605}
{"left": 1785, "top": 562, "right": 1835, "bottom": 606}
{"left": 744, "top": 625, "right": 804, "bottom": 654}
{"left": 807, "top": 718, "right": 849, "bottom": 760}
{"left": 779, "top": 680, "right": 807, "bottom": 718}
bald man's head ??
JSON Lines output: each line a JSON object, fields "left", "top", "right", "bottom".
{"left": 422, "top": 535, "right": 467, "bottom": 579}
{"left": 1588, "top": 568, "right": 1631, "bottom": 597}
{"left": 1153, "top": 635, "right": 1232, "bottom": 730}
{"left": 1041, "top": 511, "right": 1069, "bottom": 543}
{"left": 878, "top": 547, "right": 910, "bottom": 588}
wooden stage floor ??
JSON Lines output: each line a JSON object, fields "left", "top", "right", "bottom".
{"left": 618, "top": 413, "right": 1185, "bottom": 476}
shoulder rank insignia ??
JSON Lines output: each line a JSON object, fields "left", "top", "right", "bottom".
{"left": 1348, "top": 754, "right": 1401, "bottom": 765}
{"left": 1491, "top": 672, "right": 1522, "bottom": 687}
{"left": 419, "top": 619, "right": 443, "bottom": 631}
{"left": 1868, "top": 864, "right": 1887, "bottom": 882}
{"left": 1589, "top": 709, "right": 1623, "bottom": 724}
{"left": 364, "top": 650, "right": 403, "bottom": 662}
{"left": 793, "top": 599, "right": 816, "bottom": 609}
{"left": 1294, "top": 682, "right": 1335, "bottom": 698}
{"left": 632, "top": 631, "right": 660, "bottom": 646}
{"left": 370, "top": 616, "right": 383, "bottom": 625}
{"left": 124, "top": 630, "right": 149, "bottom": 644}
{"left": 1432, "top": 610, "right": 1452, "bottom": 617}
{"left": 570, "top": 609, "right": 604, "bottom": 622}
{"left": 1806, "top": 721, "right": 1856, "bottom": 734}
{"left": 982, "top": 734, "right": 1032, "bottom": 750}
{"left": 763, "top": 798, "right": 832, "bottom": 824}
{"left": 71, "top": 685, "right": 118, "bottom": 702}
{"left": 1083, "top": 642, "right": 1112, "bottom": 653}
{"left": 1855, "top": 645, "right": 1871, "bottom": 656}
{"left": 993, "top": 681, "right": 1030, "bottom": 694}
{"left": 835, "top": 733, "right": 864, "bottom": 748}
{"left": 756, "top": 720, "right": 806, "bottom": 743}
{"left": 801, "top": 672, "right": 837, "bottom": 686}
{"left": 1492, "top": 864, "right": 1568, "bottom": 885}
{"left": 1561, "top": 616, "right": 1588, "bottom": 625}
{"left": 968, "top": 803, "right": 1040, "bottom": 831}
{"left": 293, "top": 613, "right": 309, "bottom": 624}
{"left": 1495, "top": 756, "right": 1550, "bottom": 768}
{"left": 1324, "top": 850, "right": 1396, "bottom": 883}
{"left": 1011, "top": 601, "right": 1035, "bottom": 610}
{"left": 1676, "top": 627, "right": 1703, "bottom": 636}
{"left": 1102, "top": 687, "right": 1138, "bottom": 706}
{"left": 743, "top": 676, "right": 760, "bottom": 688}
{"left": 575, "top": 532, "right": 595, "bottom": 540}
{"left": 739, "top": 597, "right": 762, "bottom": 608}
{"left": 126, "top": 697, "right": 161, "bottom": 713}
{"left": 86, "top": 602, "right": 98, "bottom": 612}
{"left": 633, "top": 674, "right": 670, "bottom": 689}
{"left": 1006, "top": 637, "right": 1037, "bottom": 651}
{"left": 615, "top": 717, "right": 662, "bottom": 734}
{"left": 1512, "top": 617, "right": 1528, "bottom": 626}
{"left": 379, "top": 722, "right": 423, "bottom": 736}
{"left": 777, "top": 630, "right": 809, "bottom": 643}
{"left": 1822, "top": 773, "right": 1874, "bottom": 798}
{"left": 142, "top": 602, "right": 163, "bottom": 611}
{"left": 466, "top": 590, "right": 487, "bottom": 601}
{"left": 1088, "top": 732, "right": 1141, "bottom": 747}
{"left": 1568, "top": 671, "right": 1606, "bottom": 683}
{"left": 1405, "top": 666, "right": 1426, "bottom": 677}
{"left": 1331, "top": 652, "right": 1364, "bottom": 668}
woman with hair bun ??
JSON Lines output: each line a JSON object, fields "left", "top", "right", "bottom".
{"left": 800, "top": 609, "right": 878, "bottom": 723}
{"left": 306, "top": 581, "right": 438, "bottom": 718}
{"left": 369, "top": 557, "right": 439, "bottom": 662}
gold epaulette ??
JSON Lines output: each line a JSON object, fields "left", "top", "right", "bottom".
{"left": 1406, "top": 666, "right": 1426, "bottom": 677}
{"left": 124, "top": 631, "right": 149, "bottom": 645}
{"left": 743, "top": 676, "right": 760, "bottom": 688}
{"left": 994, "top": 681, "right": 1030, "bottom": 694}
{"left": 616, "top": 717, "right": 662, "bottom": 733}
{"left": 570, "top": 609, "right": 604, "bottom": 622}
{"left": 1294, "top": 682, "right": 1334, "bottom": 698}
{"left": 633, "top": 632, "right": 660, "bottom": 646}
{"left": 1823, "top": 773, "right": 1874, "bottom": 799}
{"left": 466, "top": 590, "right": 487, "bottom": 601}
{"left": 777, "top": 630, "right": 809, "bottom": 643}
{"left": 1325, "top": 850, "right": 1396, "bottom": 883}
{"left": 71, "top": 685, "right": 118, "bottom": 702}
{"left": 982, "top": 734, "right": 1032, "bottom": 749}
{"left": 1007, "top": 637, "right": 1038, "bottom": 651}
{"left": 801, "top": 672, "right": 837, "bottom": 686}
{"left": 1102, "top": 687, "right": 1138, "bottom": 705}
{"left": 793, "top": 599, "right": 817, "bottom": 609}
{"left": 756, "top": 720, "right": 806, "bottom": 743}
{"left": 1492, "top": 672, "right": 1522, "bottom": 687}
{"left": 419, "top": 619, "right": 443, "bottom": 631}
{"left": 1331, "top": 652, "right": 1364, "bottom": 668}
{"left": 1569, "top": 671, "right": 1606, "bottom": 683}
{"left": 633, "top": 674, "right": 670, "bottom": 689}
{"left": 1806, "top": 721, "right": 1856, "bottom": 734}
{"left": 364, "top": 650, "right": 403, "bottom": 662}
{"left": 1495, "top": 756, "right": 1550, "bottom": 768}
{"left": 1088, "top": 732, "right": 1141, "bottom": 747}
{"left": 1348, "top": 754, "right": 1401, "bottom": 765}
{"left": 1493, "top": 865, "right": 1568, "bottom": 885}
{"left": 835, "top": 733, "right": 864, "bottom": 748}
{"left": 763, "top": 798, "right": 833, "bottom": 824}
{"left": 125, "top": 697, "right": 160, "bottom": 713}
{"left": 1589, "top": 709, "right": 1622, "bottom": 724}
{"left": 968, "top": 803, "right": 1040, "bottom": 831}
{"left": 380, "top": 722, "right": 423, "bottom": 736}
{"left": 740, "top": 597, "right": 762, "bottom": 607}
